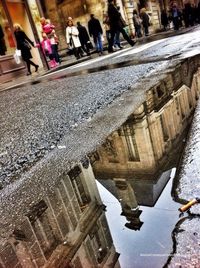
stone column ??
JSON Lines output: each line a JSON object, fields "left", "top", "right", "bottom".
{"left": 121, "top": 0, "right": 135, "bottom": 36}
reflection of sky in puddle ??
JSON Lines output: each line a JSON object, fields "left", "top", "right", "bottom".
{"left": 97, "top": 169, "right": 180, "bottom": 268}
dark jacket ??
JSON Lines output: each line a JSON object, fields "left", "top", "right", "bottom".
{"left": 140, "top": 12, "right": 150, "bottom": 28}
{"left": 88, "top": 18, "right": 103, "bottom": 37}
{"left": 161, "top": 11, "right": 168, "bottom": 26}
{"left": 14, "top": 30, "right": 34, "bottom": 60}
{"left": 77, "top": 24, "right": 90, "bottom": 45}
{"left": 108, "top": 3, "right": 126, "bottom": 30}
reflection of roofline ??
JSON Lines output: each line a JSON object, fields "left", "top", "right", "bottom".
{"left": 98, "top": 169, "right": 172, "bottom": 207}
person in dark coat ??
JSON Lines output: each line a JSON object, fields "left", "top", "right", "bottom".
{"left": 161, "top": 9, "right": 169, "bottom": 30}
{"left": 140, "top": 8, "right": 150, "bottom": 36}
{"left": 0, "top": 25, "right": 7, "bottom": 55}
{"left": 184, "top": 2, "right": 193, "bottom": 27}
{"left": 14, "top": 23, "right": 39, "bottom": 75}
{"left": 77, "top": 22, "right": 91, "bottom": 55}
{"left": 170, "top": 4, "right": 181, "bottom": 30}
{"left": 132, "top": 9, "right": 142, "bottom": 37}
{"left": 107, "top": 0, "right": 136, "bottom": 52}
{"left": 88, "top": 14, "right": 103, "bottom": 55}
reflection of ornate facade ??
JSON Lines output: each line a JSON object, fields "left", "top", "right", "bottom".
{"left": 92, "top": 64, "right": 200, "bottom": 178}
{"left": 0, "top": 162, "right": 120, "bottom": 268}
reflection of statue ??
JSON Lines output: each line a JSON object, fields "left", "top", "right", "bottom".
{"left": 114, "top": 178, "right": 143, "bottom": 231}
{"left": 0, "top": 24, "right": 6, "bottom": 55}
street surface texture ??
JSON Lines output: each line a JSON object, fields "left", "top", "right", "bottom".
{"left": 0, "top": 26, "right": 200, "bottom": 259}
{"left": 165, "top": 100, "right": 200, "bottom": 267}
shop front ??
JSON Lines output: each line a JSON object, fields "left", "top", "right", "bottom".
{"left": 0, "top": 0, "right": 44, "bottom": 84}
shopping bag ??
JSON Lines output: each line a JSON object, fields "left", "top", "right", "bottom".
{"left": 16, "top": 49, "right": 21, "bottom": 57}
{"left": 13, "top": 50, "right": 21, "bottom": 64}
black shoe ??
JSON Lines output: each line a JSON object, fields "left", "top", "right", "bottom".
{"left": 131, "top": 41, "right": 137, "bottom": 47}
{"left": 35, "top": 65, "right": 39, "bottom": 72}
{"left": 26, "top": 72, "right": 31, "bottom": 76}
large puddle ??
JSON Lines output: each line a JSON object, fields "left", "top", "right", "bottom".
{"left": 97, "top": 168, "right": 183, "bottom": 267}
{"left": 0, "top": 52, "right": 199, "bottom": 268}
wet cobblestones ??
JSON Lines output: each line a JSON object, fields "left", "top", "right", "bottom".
{"left": 167, "top": 91, "right": 200, "bottom": 266}
{"left": 167, "top": 217, "right": 200, "bottom": 268}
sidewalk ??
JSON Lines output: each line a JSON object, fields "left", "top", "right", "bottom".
{"left": 0, "top": 26, "right": 197, "bottom": 92}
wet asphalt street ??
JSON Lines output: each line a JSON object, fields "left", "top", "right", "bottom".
{"left": 0, "top": 26, "right": 200, "bottom": 262}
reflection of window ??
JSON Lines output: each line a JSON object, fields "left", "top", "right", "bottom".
{"left": 179, "top": 94, "right": 186, "bottom": 119}
{"left": 71, "top": 174, "right": 91, "bottom": 211}
{"left": 28, "top": 201, "right": 58, "bottom": 259}
{"left": 68, "top": 166, "right": 91, "bottom": 211}
{"left": 160, "top": 114, "right": 169, "bottom": 142}
{"left": 89, "top": 225, "right": 108, "bottom": 264}
{"left": 123, "top": 125, "right": 140, "bottom": 162}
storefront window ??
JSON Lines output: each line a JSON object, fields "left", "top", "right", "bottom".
{"left": 6, "top": 0, "right": 33, "bottom": 37}
{"left": 0, "top": 2, "right": 15, "bottom": 55}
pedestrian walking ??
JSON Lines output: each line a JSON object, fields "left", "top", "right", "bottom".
{"left": 170, "top": 4, "right": 181, "bottom": 30}
{"left": 103, "top": 13, "right": 111, "bottom": 47}
{"left": 88, "top": 14, "right": 103, "bottom": 55}
{"left": 107, "top": 0, "right": 136, "bottom": 53}
{"left": 14, "top": 23, "right": 39, "bottom": 76}
{"left": 140, "top": 8, "right": 150, "bottom": 36}
{"left": 77, "top": 22, "right": 91, "bottom": 55}
{"left": 161, "top": 9, "right": 169, "bottom": 30}
{"left": 41, "top": 33, "right": 58, "bottom": 68}
{"left": 132, "top": 9, "right": 142, "bottom": 38}
{"left": 197, "top": 1, "right": 200, "bottom": 23}
{"left": 114, "top": 6, "right": 124, "bottom": 49}
{"left": 66, "top": 18, "right": 83, "bottom": 60}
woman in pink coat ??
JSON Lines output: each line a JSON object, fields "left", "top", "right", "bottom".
{"left": 41, "top": 33, "right": 57, "bottom": 68}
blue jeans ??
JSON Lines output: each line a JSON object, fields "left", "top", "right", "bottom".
{"left": 93, "top": 32, "right": 103, "bottom": 52}
{"left": 114, "top": 31, "right": 120, "bottom": 47}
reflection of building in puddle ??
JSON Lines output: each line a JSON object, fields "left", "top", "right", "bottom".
{"left": 92, "top": 68, "right": 200, "bottom": 178}
{"left": 98, "top": 169, "right": 172, "bottom": 231}
{"left": 0, "top": 161, "right": 120, "bottom": 268}
{"left": 91, "top": 66, "right": 200, "bottom": 231}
